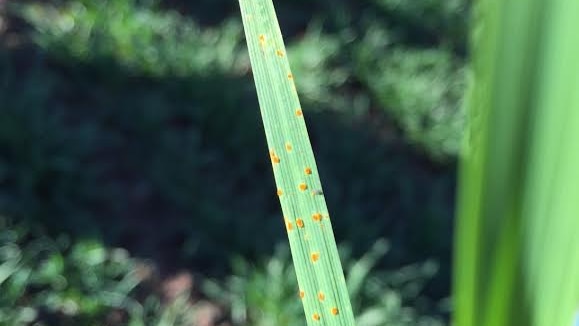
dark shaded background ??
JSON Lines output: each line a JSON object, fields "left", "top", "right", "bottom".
{"left": 0, "top": 0, "right": 469, "bottom": 325}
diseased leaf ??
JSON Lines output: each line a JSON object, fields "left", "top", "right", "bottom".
{"left": 237, "top": 1, "right": 356, "bottom": 325}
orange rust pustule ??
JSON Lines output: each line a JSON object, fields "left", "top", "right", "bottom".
{"left": 296, "top": 218, "right": 304, "bottom": 228}
{"left": 311, "top": 252, "right": 320, "bottom": 262}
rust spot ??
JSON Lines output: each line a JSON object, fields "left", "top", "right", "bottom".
{"left": 296, "top": 218, "right": 304, "bottom": 228}
{"left": 270, "top": 151, "right": 281, "bottom": 164}
{"left": 311, "top": 252, "right": 320, "bottom": 263}
{"left": 285, "top": 219, "right": 293, "bottom": 231}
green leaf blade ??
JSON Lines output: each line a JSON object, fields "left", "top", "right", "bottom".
{"left": 454, "top": 0, "right": 579, "bottom": 325}
{"left": 238, "top": 1, "right": 356, "bottom": 325}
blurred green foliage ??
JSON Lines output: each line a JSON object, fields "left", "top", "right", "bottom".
{"left": 19, "top": 0, "right": 244, "bottom": 77}
{"left": 355, "top": 42, "right": 466, "bottom": 158}
{"left": 13, "top": 0, "right": 469, "bottom": 158}
{"left": 0, "top": 0, "right": 468, "bottom": 324}
{"left": 0, "top": 217, "right": 199, "bottom": 326}
{"left": 1, "top": 217, "right": 446, "bottom": 325}
{"left": 370, "top": 0, "right": 469, "bottom": 49}
{"left": 204, "top": 240, "right": 444, "bottom": 326}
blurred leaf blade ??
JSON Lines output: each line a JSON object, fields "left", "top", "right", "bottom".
{"left": 454, "top": 0, "right": 579, "bottom": 325}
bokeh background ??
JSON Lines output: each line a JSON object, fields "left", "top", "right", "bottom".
{"left": 0, "top": 0, "right": 470, "bottom": 325}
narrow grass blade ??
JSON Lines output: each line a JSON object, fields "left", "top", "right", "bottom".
{"left": 454, "top": 0, "right": 579, "bottom": 325}
{"left": 237, "top": 1, "right": 356, "bottom": 325}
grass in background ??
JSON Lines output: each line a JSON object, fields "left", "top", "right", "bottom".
{"left": 355, "top": 41, "right": 466, "bottom": 159}
{"left": 17, "top": 0, "right": 244, "bottom": 77}
{"left": 12, "top": 0, "right": 469, "bottom": 161}
{"left": 204, "top": 240, "right": 444, "bottom": 326}
{"left": 0, "top": 217, "right": 198, "bottom": 326}
{"left": 0, "top": 0, "right": 470, "bottom": 324}
{"left": 1, "top": 216, "right": 444, "bottom": 326}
